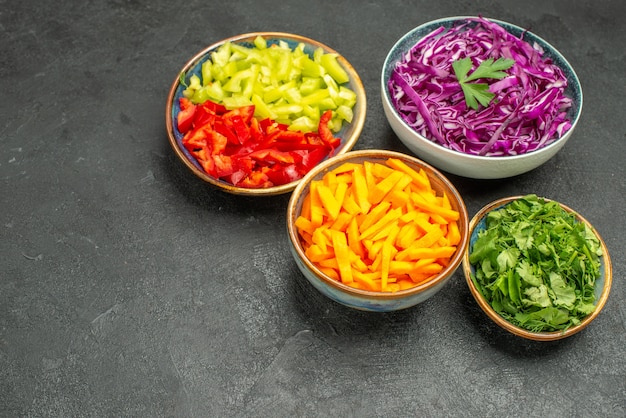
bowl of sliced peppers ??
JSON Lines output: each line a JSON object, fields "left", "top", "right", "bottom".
{"left": 166, "top": 32, "right": 366, "bottom": 196}
{"left": 463, "top": 195, "right": 612, "bottom": 341}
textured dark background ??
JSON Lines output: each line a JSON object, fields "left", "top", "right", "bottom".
{"left": 1, "top": 0, "right": 625, "bottom": 416}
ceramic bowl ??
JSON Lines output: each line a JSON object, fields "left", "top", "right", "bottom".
{"left": 463, "top": 196, "right": 612, "bottom": 341}
{"left": 381, "top": 16, "right": 583, "bottom": 179}
{"left": 286, "top": 149, "right": 469, "bottom": 312}
{"left": 166, "top": 32, "right": 366, "bottom": 196}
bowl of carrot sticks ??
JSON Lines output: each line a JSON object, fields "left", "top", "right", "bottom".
{"left": 286, "top": 149, "right": 469, "bottom": 311}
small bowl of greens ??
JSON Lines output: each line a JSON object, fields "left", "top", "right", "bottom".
{"left": 166, "top": 32, "right": 366, "bottom": 196}
{"left": 381, "top": 16, "right": 582, "bottom": 179}
{"left": 463, "top": 195, "right": 612, "bottom": 341}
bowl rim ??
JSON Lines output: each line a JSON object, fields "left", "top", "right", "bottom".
{"left": 165, "top": 32, "right": 367, "bottom": 196}
{"left": 287, "top": 149, "right": 470, "bottom": 300}
{"left": 380, "top": 15, "right": 583, "bottom": 162}
{"left": 462, "top": 195, "right": 613, "bottom": 341}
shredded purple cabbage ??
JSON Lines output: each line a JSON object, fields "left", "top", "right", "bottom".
{"left": 388, "top": 17, "right": 573, "bottom": 156}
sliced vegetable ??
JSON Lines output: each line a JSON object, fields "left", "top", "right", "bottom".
{"left": 469, "top": 195, "right": 602, "bottom": 332}
{"left": 178, "top": 98, "right": 339, "bottom": 188}
{"left": 388, "top": 16, "right": 573, "bottom": 156}
{"left": 176, "top": 97, "right": 197, "bottom": 134}
{"left": 181, "top": 36, "right": 357, "bottom": 134}
{"left": 295, "top": 158, "right": 461, "bottom": 292}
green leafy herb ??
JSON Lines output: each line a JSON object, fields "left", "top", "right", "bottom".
{"left": 179, "top": 71, "right": 188, "bottom": 88}
{"left": 452, "top": 57, "right": 515, "bottom": 110}
{"left": 469, "top": 195, "right": 603, "bottom": 333}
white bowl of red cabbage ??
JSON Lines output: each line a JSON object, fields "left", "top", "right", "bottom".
{"left": 462, "top": 195, "right": 612, "bottom": 341}
{"left": 381, "top": 16, "right": 582, "bottom": 179}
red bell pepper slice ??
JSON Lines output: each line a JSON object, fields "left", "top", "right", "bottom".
{"left": 232, "top": 155, "right": 255, "bottom": 174}
{"left": 249, "top": 117, "right": 264, "bottom": 144}
{"left": 211, "top": 154, "right": 234, "bottom": 177}
{"left": 183, "top": 125, "right": 212, "bottom": 151}
{"left": 177, "top": 98, "right": 197, "bottom": 134}
{"left": 224, "top": 113, "right": 250, "bottom": 144}
{"left": 177, "top": 99, "right": 343, "bottom": 189}
{"left": 202, "top": 99, "right": 228, "bottom": 114}
{"left": 239, "top": 170, "right": 272, "bottom": 189}
{"left": 228, "top": 169, "right": 247, "bottom": 186}
{"left": 209, "top": 131, "right": 228, "bottom": 155}
{"left": 318, "top": 110, "right": 341, "bottom": 148}
{"left": 222, "top": 106, "right": 254, "bottom": 144}
{"left": 213, "top": 120, "right": 239, "bottom": 145}
{"left": 229, "top": 105, "right": 255, "bottom": 124}
{"left": 248, "top": 149, "right": 296, "bottom": 165}
{"left": 200, "top": 153, "right": 215, "bottom": 175}
{"left": 299, "top": 146, "right": 329, "bottom": 171}
{"left": 275, "top": 130, "right": 306, "bottom": 144}
{"left": 265, "top": 164, "right": 303, "bottom": 185}
{"left": 193, "top": 105, "right": 217, "bottom": 128}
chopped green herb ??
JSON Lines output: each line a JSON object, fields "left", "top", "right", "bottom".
{"left": 179, "top": 71, "right": 188, "bottom": 88}
{"left": 469, "top": 195, "right": 602, "bottom": 333}
{"left": 452, "top": 57, "right": 514, "bottom": 110}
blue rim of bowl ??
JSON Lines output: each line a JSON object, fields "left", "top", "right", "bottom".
{"left": 287, "top": 149, "right": 470, "bottom": 300}
{"left": 165, "top": 32, "right": 366, "bottom": 196}
{"left": 381, "top": 16, "right": 583, "bottom": 162}
{"left": 462, "top": 196, "right": 612, "bottom": 341}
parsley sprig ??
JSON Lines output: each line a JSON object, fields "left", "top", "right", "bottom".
{"left": 452, "top": 57, "right": 515, "bottom": 110}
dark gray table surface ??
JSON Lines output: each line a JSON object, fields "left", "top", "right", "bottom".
{"left": 2, "top": 1, "right": 625, "bottom": 416}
